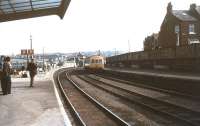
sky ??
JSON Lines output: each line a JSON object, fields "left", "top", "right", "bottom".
{"left": 1, "top": 0, "right": 200, "bottom": 55}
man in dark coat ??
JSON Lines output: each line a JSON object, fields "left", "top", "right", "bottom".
{"left": 27, "top": 59, "right": 37, "bottom": 87}
{"left": 2, "top": 56, "right": 12, "bottom": 95}
{"left": 0, "top": 56, "right": 4, "bottom": 94}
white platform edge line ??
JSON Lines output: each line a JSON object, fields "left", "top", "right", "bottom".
{"left": 51, "top": 69, "right": 72, "bottom": 126}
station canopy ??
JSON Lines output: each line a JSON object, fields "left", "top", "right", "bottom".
{"left": 0, "top": 0, "right": 71, "bottom": 22}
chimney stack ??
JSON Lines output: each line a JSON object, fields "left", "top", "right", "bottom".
{"left": 167, "top": 2, "right": 172, "bottom": 13}
{"left": 190, "top": 3, "right": 196, "bottom": 11}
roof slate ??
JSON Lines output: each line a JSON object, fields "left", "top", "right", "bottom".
{"left": 196, "top": 6, "right": 200, "bottom": 15}
{"left": 172, "top": 10, "right": 197, "bottom": 21}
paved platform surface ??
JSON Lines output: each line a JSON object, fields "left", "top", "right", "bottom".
{"left": 0, "top": 72, "right": 69, "bottom": 126}
{"left": 105, "top": 67, "right": 200, "bottom": 81}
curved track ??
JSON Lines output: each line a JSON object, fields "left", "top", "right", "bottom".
{"left": 55, "top": 69, "right": 130, "bottom": 126}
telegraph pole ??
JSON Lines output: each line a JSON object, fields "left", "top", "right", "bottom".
{"left": 30, "top": 35, "right": 32, "bottom": 50}
{"left": 128, "top": 40, "right": 131, "bottom": 53}
{"left": 43, "top": 47, "right": 45, "bottom": 71}
{"left": 30, "top": 34, "right": 33, "bottom": 59}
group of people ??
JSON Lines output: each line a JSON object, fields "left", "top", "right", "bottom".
{"left": 1, "top": 57, "right": 37, "bottom": 95}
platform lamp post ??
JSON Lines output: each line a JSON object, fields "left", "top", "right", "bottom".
{"left": 27, "top": 34, "right": 33, "bottom": 65}
{"left": 30, "top": 34, "right": 32, "bottom": 59}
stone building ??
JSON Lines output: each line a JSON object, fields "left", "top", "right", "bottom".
{"left": 158, "top": 2, "right": 200, "bottom": 48}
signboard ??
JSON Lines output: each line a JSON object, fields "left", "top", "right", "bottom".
{"left": 21, "top": 49, "right": 34, "bottom": 55}
{"left": 28, "top": 49, "right": 34, "bottom": 55}
{"left": 21, "top": 49, "right": 28, "bottom": 55}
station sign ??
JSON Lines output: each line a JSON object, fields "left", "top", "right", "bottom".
{"left": 21, "top": 49, "right": 27, "bottom": 55}
{"left": 21, "top": 49, "right": 34, "bottom": 55}
{"left": 28, "top": 49, "right": 34, "bottom": 55}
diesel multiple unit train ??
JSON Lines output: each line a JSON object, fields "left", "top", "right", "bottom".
{"left": 84, "top": 55, "right": 105, "bottom": 69}
{"left": 106, "top": 44, "right": 200, "bottom": 71}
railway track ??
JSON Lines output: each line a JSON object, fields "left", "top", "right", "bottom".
{"left": 76, "top": 73, "right": 200, "bottom": 126}
{"left": 56, "top": 69, "right": 130, "bottom": 126}
{"left": 95, "top": 72, "right": 200, "bottom": 100}
{"left": 99, "top": 70, "right": 200, "bottom": 97}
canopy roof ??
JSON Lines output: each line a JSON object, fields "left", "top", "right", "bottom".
{"left": 0, "top": 0, "right": 70, "bottom": 22}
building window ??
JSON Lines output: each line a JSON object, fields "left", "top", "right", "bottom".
{"left": 189, "top": 24, "right": 195, "bottom": 34}
{"left": 98, "top": 59, "right": 102, "bottom": 64}
{"left": 174, "top": 25, "right": 180, "bottom": 33}
{"left": 175, "top": 25, "right": 180, "bottom": 46}
{"left": 188, "top": 38, "right": 200, "bottom": 44}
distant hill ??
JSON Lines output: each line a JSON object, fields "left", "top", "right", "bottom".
{"left": 74, "top": 50, "right": 125, "bottom": 57}
{"left": 33, "top": 50, "right": 125, "bottom": 59}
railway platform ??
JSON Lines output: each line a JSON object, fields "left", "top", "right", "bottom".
{"left": 104, "top": 67, "right": 200, "bottom": 97}
{"left": 105, "top": 67, "right": 200, "bottom": 81}
{"left": 0, "top": 70, "right": 71, "bottom": 126}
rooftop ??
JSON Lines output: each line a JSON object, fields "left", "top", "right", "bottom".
{"left": 196, "top": 6, "right": 200, "bottom": 14}
{"left": 172, "top": 10, "right": 197, "bottom": 21}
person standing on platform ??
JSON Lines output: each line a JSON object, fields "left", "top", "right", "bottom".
{"left": 0, "top": 56, "right": 4, "bottom": 94}
{"left": 27, "top": 59, "right": 37, "bottom": 87}
{"left": 2, "top": 56, "right": 12, "bottom": 95}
